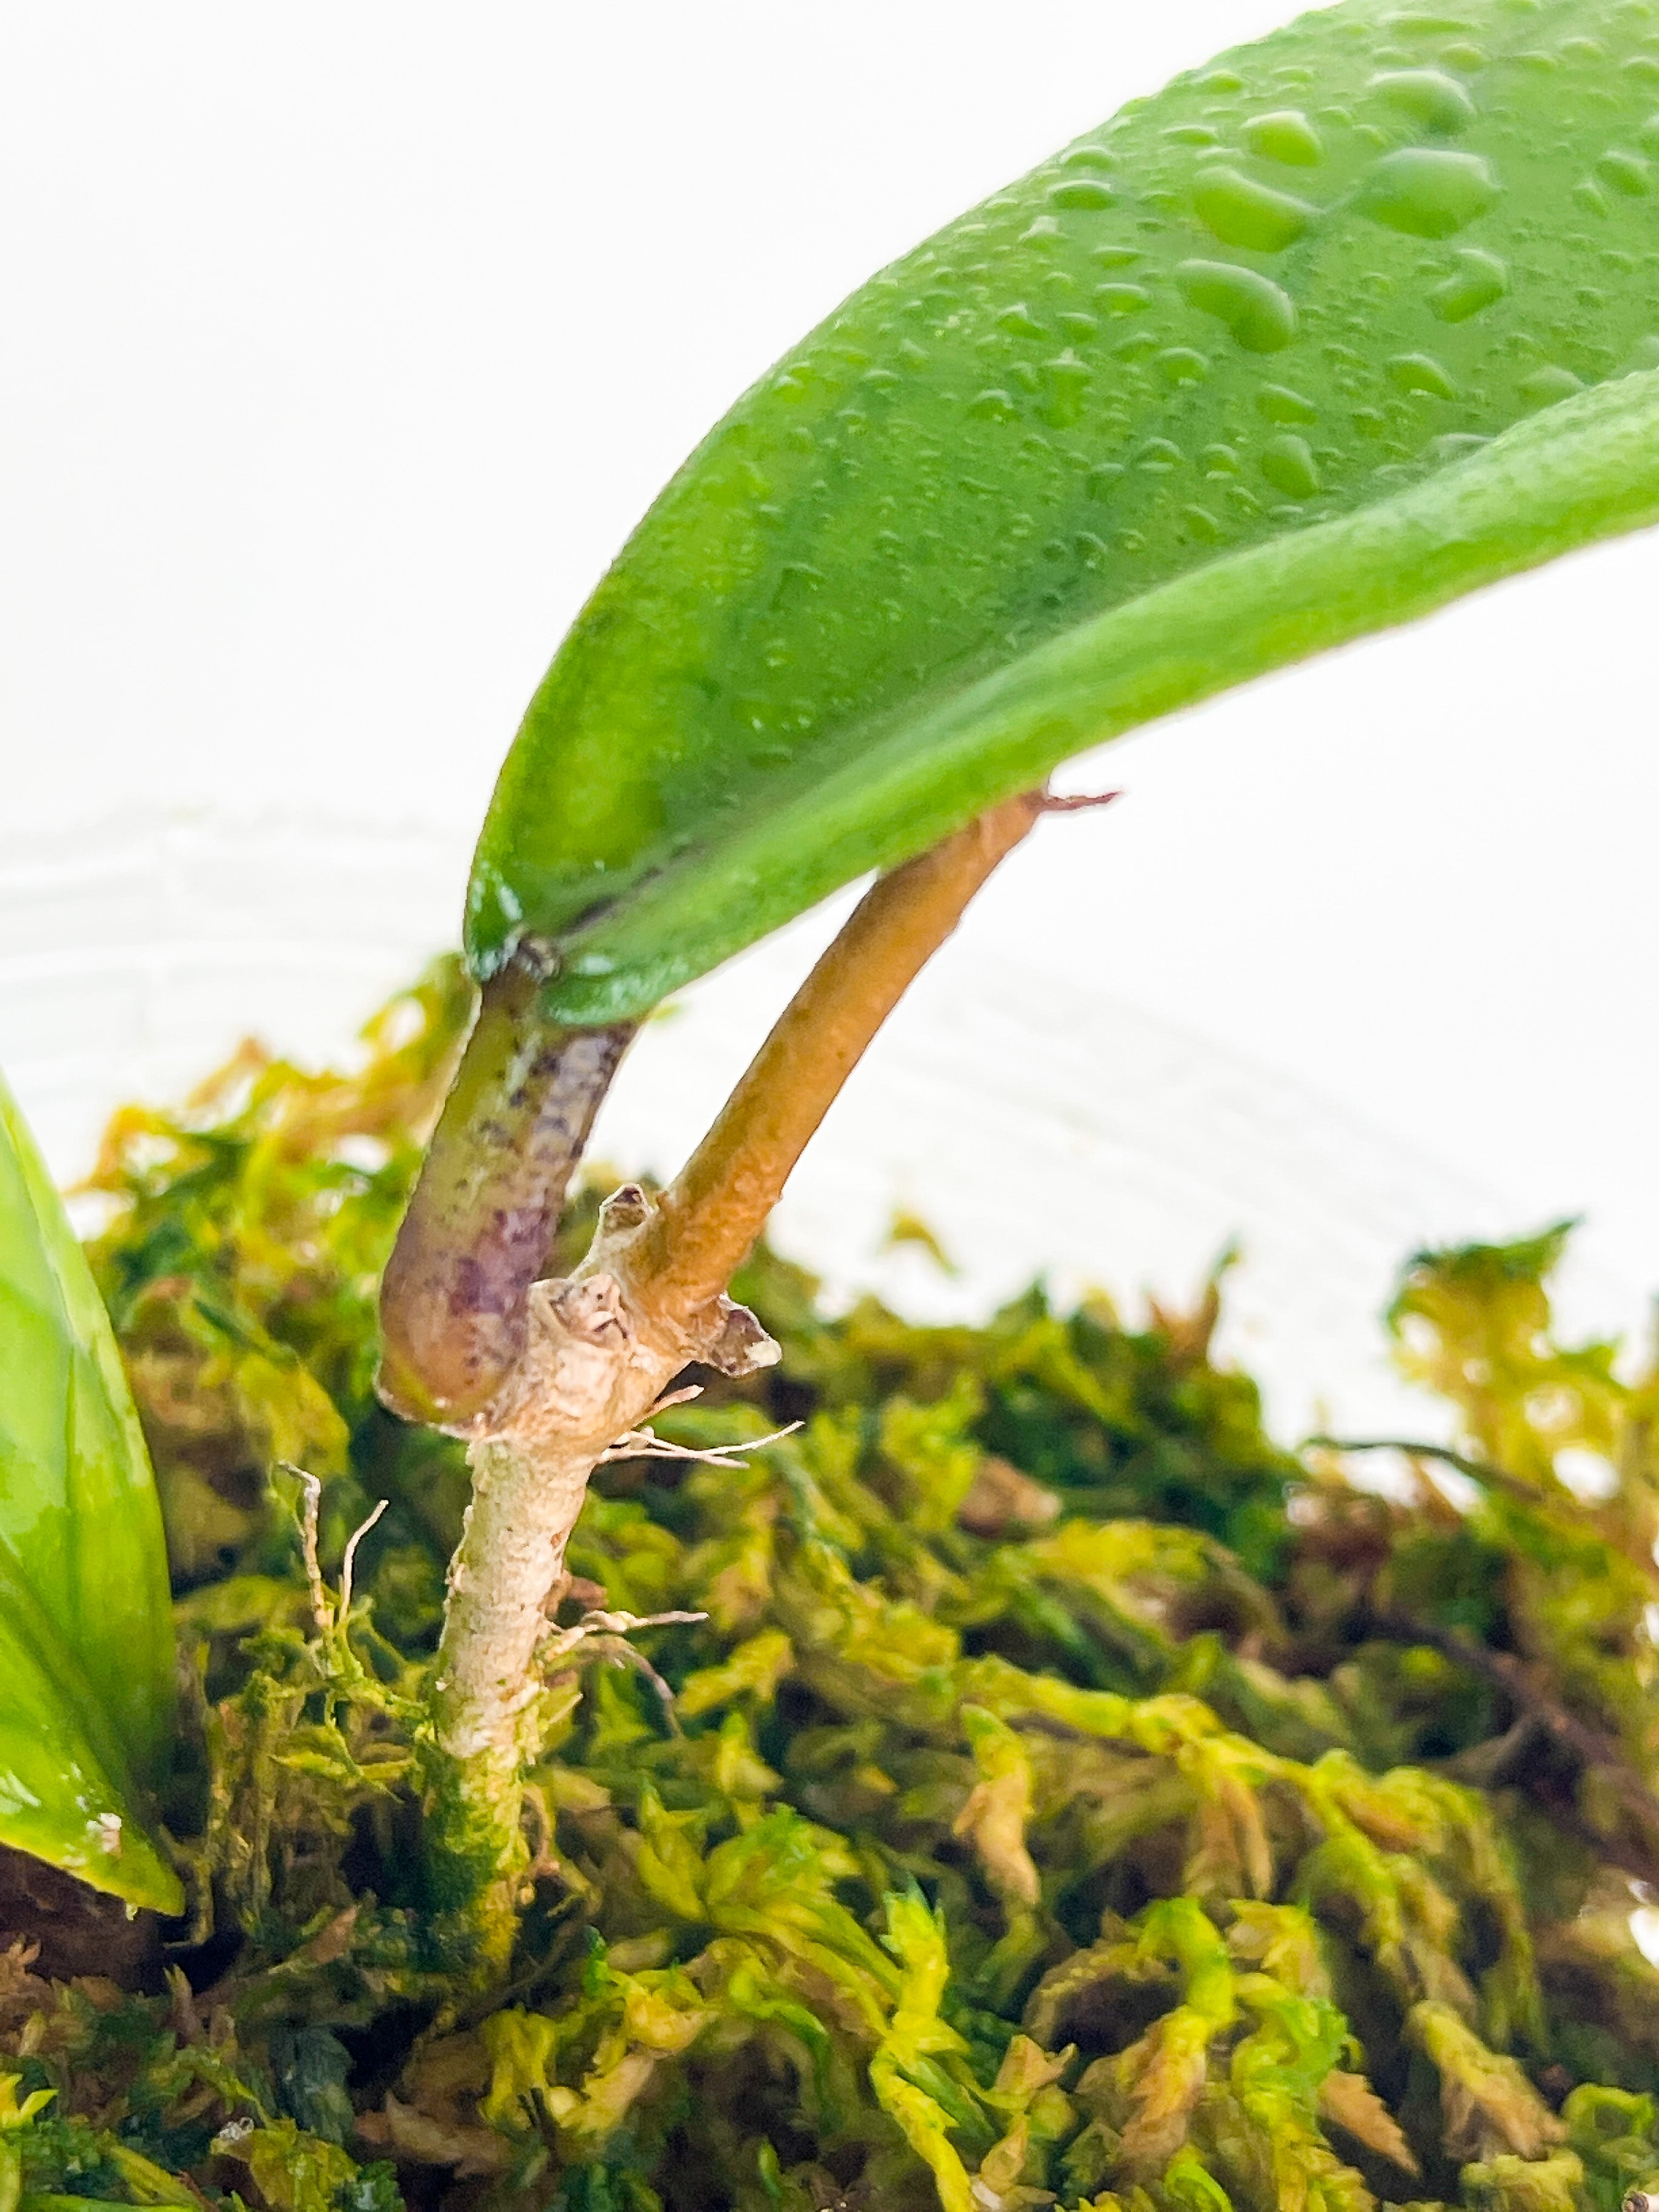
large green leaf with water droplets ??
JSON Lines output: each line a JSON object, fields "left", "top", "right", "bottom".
{"left": 0, "top": 1071, "right": 182, "bottom": 1912}
{"left": 471, "top": 0, "right": 1659, "bottom": 1023}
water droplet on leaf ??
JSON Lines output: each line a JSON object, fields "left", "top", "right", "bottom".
{"left": 1260, "top": 433, "right": 1322, "bottom": 497}
{"left": 1597, "top": 149, "right": 1652, "bottom": 194}
{"left": 1193, "top": 165, "right": 1317, "bottom": 251}
{"left": 1428, "top": 245, "right": 1508, "bottom": 319}
{"left": 1369, "top": 67, "right": 1478, "bottom": 131}
{"left": 1176, "top": 259, "right": 1299, "bottom": 353}
{"left": 1255, "top": 382, "right": 1319, "bottom": 422}
{"left": 1359, "top": 146, "right": 1498, "bottom": 236}
{"left": 1243, "top": 109, "right": 1325, "bottom": 165}
{"left": 1381, "top": 8, "right": 1477, "bottom": 28}
{"left": 1387, "top": 350, "right": 1461, "bottom": 396}
{"left": 1040, "top": 351, "right": 1091, "bottom": 427}
{"left": 1158, "top": 346, "right": 1211, "bottom": 384}
{"left": 1049, "top": 178, "right": 1117, "bottom": 211}
{"left": 1518, "top": 363, "right": 1586, "bottom": 405}
{"left": 1094, "top": 282, "right": 1153, "bottom": 314}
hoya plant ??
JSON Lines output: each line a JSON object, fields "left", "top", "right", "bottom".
{"left": 5, "top": 2, "right": 1659, "bottom": 2208}
{"left": 371, "top": 0, "right": 1659, "bottom": 1955}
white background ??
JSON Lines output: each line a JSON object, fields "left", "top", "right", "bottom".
{"left": 2, "top": 2, "right": 1657, "bottom": 1437}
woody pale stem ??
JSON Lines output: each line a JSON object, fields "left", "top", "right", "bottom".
{"left": 420, "top": 792, "right": 1046, "bottom": 1968}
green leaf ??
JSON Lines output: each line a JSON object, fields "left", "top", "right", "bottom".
{"left": 468, "top": 0, "right": 1659, "bottom": 1025}
{"left": 0, "top": 1069, "right": 182, "bottom": 1913}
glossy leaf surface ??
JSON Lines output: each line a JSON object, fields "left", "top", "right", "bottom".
{"left": 471, "top": 0, "right": 1659, "bottom": 1025}
{"left": 0, "top": 1071, "right": 182, "bottom": 1911}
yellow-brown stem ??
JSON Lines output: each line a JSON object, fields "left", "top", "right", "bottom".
{"left": 631, "top": 789, "right": 1044, "bottom": 1321}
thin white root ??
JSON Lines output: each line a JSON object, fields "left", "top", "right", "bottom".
{"left": 640, "top": 1383, "right": 706, "bottom": 1414}
{"left": 286, "top": 1466, "right": 331, "bottom": 1635}
{"left": 339, "top": 1497, "right": 389, "bottom": 1621}
{"left": 541, "top": 1606, "right": 708, "bottom": 1664}
{"left": 539, "top": 1606, "right": 710, "bottom": 1731}
{"left": 281, "top": 1463, "right": 389, "bottom": 1637}
{"left": 599, "top": 1418, "right": 802, "bottom": 1469}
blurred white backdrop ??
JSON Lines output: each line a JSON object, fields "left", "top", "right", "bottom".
{"left": 1, "top": 2, "right": 1655, "bottom": 1440}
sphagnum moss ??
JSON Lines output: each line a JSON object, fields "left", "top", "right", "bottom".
{"left": 0, "top": 965, "right": 1655, "bottom": 2212}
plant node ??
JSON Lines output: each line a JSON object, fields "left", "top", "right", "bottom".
{"left": 411, "top": 791, "right": 1046, "bottom": 1968}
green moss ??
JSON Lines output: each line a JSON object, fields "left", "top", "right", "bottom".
{"left": 2, "top": 980, "right": 1652, "bottom": 2212}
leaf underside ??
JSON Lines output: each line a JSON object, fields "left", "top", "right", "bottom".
{"left": 469, "top": 0, "right": 1659, "bottom": 1025}
{"left": 0, "top": 1074, "right": 182, "bottom": 1913}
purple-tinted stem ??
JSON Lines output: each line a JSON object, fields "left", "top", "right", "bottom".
{"left": 377, "top": 956, "right": 633, "bottom": 1430}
